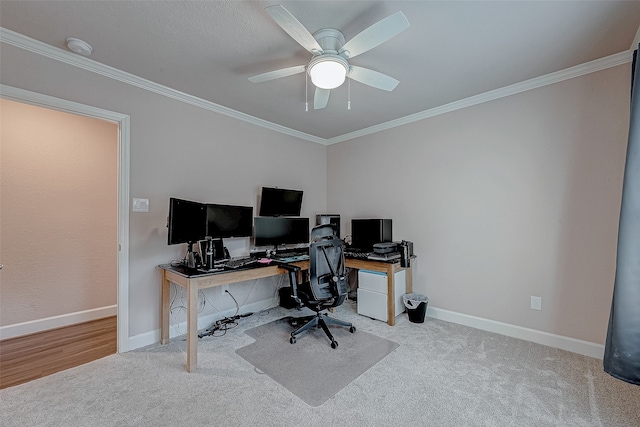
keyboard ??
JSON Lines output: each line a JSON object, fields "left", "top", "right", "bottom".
{"left": 275, "top": 249, "right": 308, "bottom": 258}
{"left": 345, "top": 250, "right": 370, "bottom": 259}
{"left": 222, "top": 257, "right": 258, "bottom": 269}
{"left": 274, "top": 254, "right": 309, "bottom": 262}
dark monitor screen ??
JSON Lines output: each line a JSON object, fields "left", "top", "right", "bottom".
{"left": 351, "top": 219, "right": 392, "bottom": 252}
{"left": 254, "top": 217, "right": 310, "bottom": 247}
{"left": 167, "top": 198, "right": 208, "bottom": 245}
{"left": 258, "top": 187, "right": 303, "bottom": 217}
{"left": 206, "top": 204, "right": 253, "bottom": 239}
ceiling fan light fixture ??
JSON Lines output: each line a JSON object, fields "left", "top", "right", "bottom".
{"left": 308, "top": 55, "right": 348, "bottom": 90}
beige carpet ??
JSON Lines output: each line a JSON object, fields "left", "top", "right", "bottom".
{"left": 236, "top": 315, "right": 399, "bottom": 406}
{"left": 2, "top": 301, "right": 640, "bottom": 426}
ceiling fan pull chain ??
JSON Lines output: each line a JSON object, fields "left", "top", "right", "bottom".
{"left": 348, "top": 74, "right": 351, "bottom": 110}
{"left": 305, "top": 72, "right": 309, "bottom": 112}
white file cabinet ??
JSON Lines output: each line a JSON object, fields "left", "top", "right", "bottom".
{"left": 357, "top": 269, "right": 406, "bottom": 322}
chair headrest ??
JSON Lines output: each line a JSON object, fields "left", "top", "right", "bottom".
{"left": 311, "top": 223, "right": 337, "bottom": 241}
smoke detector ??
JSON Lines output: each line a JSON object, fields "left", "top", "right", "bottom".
{"left": 66, "top": 38, "right": 93, "bottom": 56}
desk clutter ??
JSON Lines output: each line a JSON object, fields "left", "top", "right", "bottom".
{"left": 166, "top": 191, "right": 413, "bottom": 273}
{"left": 161, "top": 193, "right": 417, "bottom": 371}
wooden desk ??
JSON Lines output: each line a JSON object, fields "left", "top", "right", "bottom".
{"left": 159, "top": 258, "right": 413, "bottom": 372}
{"left": 345, "top": 258, "right": 413, "bottom": 326}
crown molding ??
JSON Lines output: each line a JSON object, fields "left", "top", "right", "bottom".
{"left": 0, "top": 27, "right": 325, "bottom": 145}
{"left": 326, "top": 49, "right": 633, "bottom": 145}
{"left": 1, "top": 27, "right": 632, "bottom": 146}
{"left": 631, "top": 24, "right": 640, "bottom": 51}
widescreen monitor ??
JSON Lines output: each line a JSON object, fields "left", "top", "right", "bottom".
{"left": 167, "top": 198, "right": 208, "bottom": 245}
{"left": 258, "top": 187, "right": 303, "bottom": 217}
{"left": 350, "top": 218, "right": 392, "bottom": 252}
{"left": 206, "top": 204, "right": 253, "bottom": 239}
{"left": 253, "top": 217, "right": 309, "bottom": 248}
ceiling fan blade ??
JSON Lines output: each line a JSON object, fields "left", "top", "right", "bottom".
{"left": 248, "top": 65, "right": 306, "bottom": 83}
{"left": 314, "top": 88, "right": 330, "bottom": 109}
{"left": 339, "top": 11, "right": 409, "bottom": 59}
{"left": 266, "top": 5, "right": 324, "bottom": 54}
{"left": 349, "top": 66, "right": 399, "bottom": 91}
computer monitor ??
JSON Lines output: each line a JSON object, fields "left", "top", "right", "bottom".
{"left": 254, "top": 217, "right": 310, "bottom": 249}
{"left": 258, "top": 187, "right": 303, "bottom": 217}
{"left": 206, "top": 204, "right": 253, "bottom": 239}
{"left": 350, "top": 219, "right": 392, "bottom": 252}
{"left": 167, "top": 198, "right": 208, "bottom": 245}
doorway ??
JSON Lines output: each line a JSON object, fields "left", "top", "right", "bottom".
{"left": 0, "top": 85, "right": 130, "bottom": 353}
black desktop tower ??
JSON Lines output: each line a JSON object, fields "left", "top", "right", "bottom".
{"left": 316, "top": 214, "right": 340, "bottom": 237}
{"left": 350, "top": 219, "right": 392, "bottom": 252}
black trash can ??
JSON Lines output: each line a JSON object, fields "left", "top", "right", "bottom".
{"left": 402, "top": 293, "right": 429, "bottom": 323}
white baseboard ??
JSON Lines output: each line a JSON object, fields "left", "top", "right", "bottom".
{"left": 127, "top": 301, "right": 605, "bottom": 358}
{"left": 128, "top": 298, "right": 276, "bottom": 351}
{"left": 0, "top": 305, "right": 118, "bottom": 340}
{"left": 426, "top": 306, "right": 605, "bottom": 359}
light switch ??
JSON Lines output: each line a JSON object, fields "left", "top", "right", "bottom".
{"left": 133, "top": 198, "right": 149, "bottom": 212}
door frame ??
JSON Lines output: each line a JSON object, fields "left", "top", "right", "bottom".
{"left": 1, "top": 84, "right": 130, "bottom": 352}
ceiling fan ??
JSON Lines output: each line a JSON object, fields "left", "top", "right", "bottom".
{"left": 248, "top": 5, "right": 410, "bottom": 110}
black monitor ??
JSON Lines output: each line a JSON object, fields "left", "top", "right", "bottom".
{"left": 167, "top": 198, "right": 207, "bottom": 245}
{"left": 206, "top": 204, "right": 253, "bottom": 239}
{"left": 258, "top": 187, "right": 303, "bottom": 217}
{"left": 254, "top": 217, "right": 310, "bottom": 249}
{"left": 351, "top": 219, "right": 393, "bottom": 252}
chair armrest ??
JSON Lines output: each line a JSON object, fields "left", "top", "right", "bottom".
{"left": 277, "top": 263, "right": 301, "bottom": 273}
{"left": 278, "top": 263, "right": 303, "bottom": 307}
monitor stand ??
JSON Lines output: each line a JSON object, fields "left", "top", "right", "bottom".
{"left": 200, "top": 237, "right": 224, "bottom": 270}
{"left": 186, "top": 241, "right": 201, "bottom": 269}
{"left": 266, "top": 244, "right": 280, "bottom": 258}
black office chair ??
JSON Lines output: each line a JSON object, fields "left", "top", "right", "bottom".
{"left": 279, "top": 224, "right": 356, "bottom": 348}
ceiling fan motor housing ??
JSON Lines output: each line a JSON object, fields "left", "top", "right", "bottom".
{"left": 312, "top": 28, "right": 346, "bottom": 54}
{"left": 308, "top": 28, "right": 350, "bottom": 89}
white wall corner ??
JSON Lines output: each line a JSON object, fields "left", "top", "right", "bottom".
{"left": 426, "top": 306, "right": 605, "bottom": 360}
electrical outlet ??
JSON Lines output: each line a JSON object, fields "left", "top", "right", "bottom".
{"left": 531, "top": 296, "right": 542, "bottom": 311}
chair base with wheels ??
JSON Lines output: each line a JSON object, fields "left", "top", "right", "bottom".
{"left": 289, "top": 312, "right": 356, "bottom": 348}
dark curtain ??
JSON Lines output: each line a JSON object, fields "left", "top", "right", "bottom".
{"left": 604, "top": 46, "right": 640, "bottom": 385}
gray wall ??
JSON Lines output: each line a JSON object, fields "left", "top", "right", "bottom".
{"left": 0, "top": 44, "right": 327, "bottom": 339}
{"left": 327, "top": 64, "right": 630, "bottom": 345}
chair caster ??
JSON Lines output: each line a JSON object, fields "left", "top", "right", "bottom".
{"left": 331, "top": 340, "right": 338, "bottom": 349}
{"left": 349, "top": 326, "right": 356, "bottom": 333}
{"left": 290, "top": 336, "right": 297, "bottom": 344}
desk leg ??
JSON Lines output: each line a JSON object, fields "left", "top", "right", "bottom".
{"left": 186, "top": 279, "right": 198, "bottom": 373}
{"left": 406, "top": 260, "right": 413, "bottom": 294}
{"left": 161, "top": 272, "right": 171, "bottom": 345}
{"left": 387, "top": 266, "right": 396, "bottom": 326}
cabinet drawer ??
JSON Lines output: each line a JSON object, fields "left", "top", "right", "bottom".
{"left": 357, "top": 288, "right": 388, "bottom": 322}
{"left": 358, "top": 270, "right": 388, "bottom": 294}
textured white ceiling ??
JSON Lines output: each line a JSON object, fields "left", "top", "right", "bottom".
{"left": 1, "top": 1, "right": 639, "bottom": 140}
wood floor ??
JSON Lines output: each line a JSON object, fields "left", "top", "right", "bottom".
{"left": 0, "top": 316, "right": 117, "bottom": 389}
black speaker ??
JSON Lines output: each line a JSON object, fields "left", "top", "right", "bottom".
{"left": 279, "top": 287, "right": 297, "bottom": 309}
{"left": 316, "top": 214, "right": 340, "bottom": 237}
{"left": 351, "top": 219, "right": 392, "bottom": 252}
